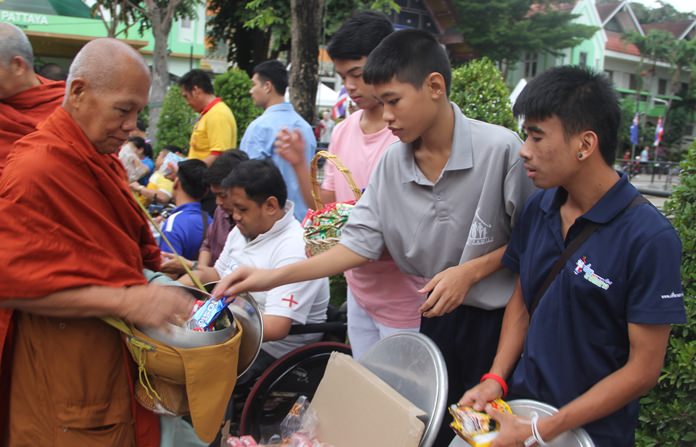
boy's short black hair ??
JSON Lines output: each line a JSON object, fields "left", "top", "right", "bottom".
{"left": 128, "top": 136, "right": 145, "bottom": 149}
{"left": 513, "top": 66, "right": 621, "bottom": 166}
{"left": 253, "top": 60, "right": 288, "bottom": 95}
{"left": 204, "top": 150, "right": 249, "bottom": 187}
{"left": 162, "top": 144, "right": 185, "bottom": 155}
{"left": 177, "top": 159, "right": 209, "bottom": 200}
{"left": 327, "top": 11, "right": 393, "bottom": 60}
{"left": 221, "top": 159, "right": 287, "bottom": 208}
{"left": 363, "top": 29, "right": 451, "bottom": 95}
{"left": 178, "top": 69, "right": 214, "bottom": 95}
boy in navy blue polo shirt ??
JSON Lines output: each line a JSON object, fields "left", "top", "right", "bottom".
{"left": 460, "top": 66, "right": 686, "bottom": 446}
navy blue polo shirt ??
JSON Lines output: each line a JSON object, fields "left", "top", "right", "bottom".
{"left": 160, "top": 202, "right": 212, "bottom": 261}
{"left": 503, "top": 174, "right": 686, "bottom": 446}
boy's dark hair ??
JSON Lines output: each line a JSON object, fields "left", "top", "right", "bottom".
{"left": 327, "top": 11, "right": 393, "bottom": 60}
{"left": 253, "top": 60, "right": 288, "bottom": 95}
{"left": 162, "top": 144, "right": 185, "bottom": 155}
{"left": 363, "top": 29, "right": 451, "bottom": 95}
{"left": 128, "top": 136, "right": 145, "bottom": 149}
{"left": 221, "top": 159, "right": 287, "bottom": 208}
{"left": 512, "top": 66, "right": 620, "bottom": 166}
{"left": 178, "top": 69, "right": 214, "bottom": 94}
{"left": 143, "top": 142, "right": 153, "bottom": 159}
{"left": 177, "top": 159, "right": 209, "bottom": 200}
{"left": 204, "top": 150, "right": 250, "bottom": 187}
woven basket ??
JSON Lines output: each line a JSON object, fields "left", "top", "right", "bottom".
{"left": 303, "top": 150, "right": 361, "bottom": 257}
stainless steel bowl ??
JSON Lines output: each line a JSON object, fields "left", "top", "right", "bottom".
{"left": 139, "top": 285, "right": 237, "bottom": 349}
{"left": 204, "top": 283, "right": 264, "bottom": 378}
{"left": 448, "top": 399, "right": 595, "bottom": 447}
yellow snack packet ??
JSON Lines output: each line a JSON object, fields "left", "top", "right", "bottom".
{"left": 449, "top": 399, "right": 512, "bottom": 447}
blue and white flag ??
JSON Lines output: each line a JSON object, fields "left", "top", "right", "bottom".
{"left": 629, "top": 113, "right": 639, "bottom": 145}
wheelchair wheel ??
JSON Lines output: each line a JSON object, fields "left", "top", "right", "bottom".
{"left": 239, "top": 342, "right": 351, "bottom": 442}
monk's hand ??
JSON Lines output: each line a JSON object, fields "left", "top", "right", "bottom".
{"left": 459, "top": 379, "right": 505, "bottom": 412}
{"left": 486, "top": 404, "right": 533, "bottom": 447}
{"left": 275, "top": 128, "right": 306, "bottom": 167}
{"left": 160, "top": 252, "right": 190, "bottom": 275}
{"left": 418, "top": 261, "right": 479, "bottom": 317}
{"left": 211, "top": 266, "right": 273, "bottom": 299}
{"left": 120, "top": 284, "right": 194, "bottom": 329}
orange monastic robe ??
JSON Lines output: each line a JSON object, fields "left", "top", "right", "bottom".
{"left": 0, "top": 107, "right": 160, "bottom": 446}
{"left": 0, "top": 75, "right": 65, "bottom": 175}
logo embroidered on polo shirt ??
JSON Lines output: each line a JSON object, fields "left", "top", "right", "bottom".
{"left": 660, "top": 291, "right": 684, "bottom": 299}
{"left": 467, "top": 209, "right": 494, "bottom": 246}
{"left": 574, "top": 256, "right": 613, "bottom": 290}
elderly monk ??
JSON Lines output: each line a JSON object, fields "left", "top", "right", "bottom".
{"left": 0, "top": 23, "right": 65, "bottom": 174}
{"left": 0, "top": 38, "right": 193, "bottom": 447}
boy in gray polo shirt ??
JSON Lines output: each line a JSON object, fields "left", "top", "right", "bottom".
{"left": 214, "top": 29, "right": 534, "bottom": 446}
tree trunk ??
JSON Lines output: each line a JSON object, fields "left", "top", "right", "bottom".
{"left": 289, "top": 0, "right": 324, "bottom": 126}
{"left": 142, "top": 0, "right": 179, "bottom": 144}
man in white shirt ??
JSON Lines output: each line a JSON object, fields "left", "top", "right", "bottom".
{"left": 190, "top": 159, "right": 329, "bottom": 367}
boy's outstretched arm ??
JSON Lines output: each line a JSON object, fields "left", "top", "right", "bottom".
{"left": 212, "top": 243, "right": 368, "bottom": 298}
{"left": 419, "top": 245, "right": 507, "bottom": 317}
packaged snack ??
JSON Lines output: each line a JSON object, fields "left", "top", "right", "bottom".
{"left": 449, "top": 399, "right": 512, "bottom": 447}
{"left": 187, "top": 297, "right": 227, "bottom": 331}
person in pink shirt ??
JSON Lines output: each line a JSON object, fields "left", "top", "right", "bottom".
{"left": 276, "top": 11, "right": 425, "bottom": 359}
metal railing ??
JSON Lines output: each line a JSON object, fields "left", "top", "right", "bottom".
{"left": 618, "top": 160, "right": 680, "bottom": 197}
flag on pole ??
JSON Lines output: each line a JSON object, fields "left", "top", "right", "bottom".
{"left": 629, "top": 113, "right": 639, "bottom": 145}
{"left": 653, "top": 117, "right": 664, "bottom": 147}
{"left": 332, "top": 86, "right": 349, "bottom": 120}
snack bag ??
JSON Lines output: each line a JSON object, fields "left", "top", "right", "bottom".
{"left": 449, "top": 399, "right": 512, "bottom": 447}
{"left": 187, "top": 297, "right": 227, "bottom": 331}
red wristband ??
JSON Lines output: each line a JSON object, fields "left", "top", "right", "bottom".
{"left": 480, "top": 372, "right": 508, "bottom": 398}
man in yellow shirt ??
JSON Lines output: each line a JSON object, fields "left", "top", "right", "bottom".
{"left": 179, "top": 69, "right": 237, "bottom": 166}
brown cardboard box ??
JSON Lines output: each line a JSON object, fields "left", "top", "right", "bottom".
{"left": 308, "top": 352, "right": 426, "bottom": 447}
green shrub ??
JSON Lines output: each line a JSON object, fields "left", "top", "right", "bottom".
{"left": 155, "top": 85, "right": 197, "bottom": 154}
{"left": 636, "top": 141, "right": 696, "bottom": 446}
{"left": 450, "top": 57, "right": 516, "bottom": 131}
{"left": 214, "top": 68, "right": 262, "bottom": 146}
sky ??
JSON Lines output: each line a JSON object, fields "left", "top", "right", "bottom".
{"left": 631, "top": 0, "right": 696, "bottom": 15}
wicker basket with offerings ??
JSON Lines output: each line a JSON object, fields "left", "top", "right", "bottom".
{"left": 302, "top": 150, "right": 361, "bottom": 257}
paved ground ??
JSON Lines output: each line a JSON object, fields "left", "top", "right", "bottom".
{"left": 630, "top": 173, "right": 679, "bottom": 211}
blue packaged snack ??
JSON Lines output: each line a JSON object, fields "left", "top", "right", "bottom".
{"left": 187, "top": 297, "right": 227, "bottom": 331}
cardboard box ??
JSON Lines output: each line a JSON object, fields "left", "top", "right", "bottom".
{"left": 308, "top": 352, "right": 426, "bottom": 447}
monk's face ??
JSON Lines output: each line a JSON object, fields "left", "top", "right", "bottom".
{"left": 0, "top": 57, "right": 30, "bottom": 99}
{"left": 67, "top": 67, "right": 150, "bottom": 154}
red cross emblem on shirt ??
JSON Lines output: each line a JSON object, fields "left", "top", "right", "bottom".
{"left": 282, "top": 294, "right": 298, "bottom": 308}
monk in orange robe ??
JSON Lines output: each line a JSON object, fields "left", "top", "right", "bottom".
{"left": 0, "top": 38, "right": 193, "bottom": 447}
{"left": 0, "top": 23, "right": 65, "bottom": 175}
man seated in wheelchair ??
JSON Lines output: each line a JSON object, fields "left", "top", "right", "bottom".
{"left": 183, "top": 158, "right": 330, "bottom": 377}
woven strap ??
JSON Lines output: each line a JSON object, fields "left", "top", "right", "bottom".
{"left": 528, "top": 194, "right": 649, "bottom": 317}
{"left": 310, "top": 150, "right": 361, "bottom": 209}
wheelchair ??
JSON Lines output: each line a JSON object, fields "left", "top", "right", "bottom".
{"left": 228, "top": 303, "right": 350, "bottom": 443}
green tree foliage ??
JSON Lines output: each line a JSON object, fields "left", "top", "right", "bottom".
{"left": 629, "top": 1, "right": 694, "bottom": 24}
{"left": 450, "top": 58, "right": 516, "bottom": 131}
{"left": 155, "top": 85, "right": 196, "bottom": 153}
{"left": 206, "top": 0, "right": 397, "bottom": 72}
{"left": 453, "top": 0, "right": 597, "bottom": 65}
{"left": 636, "top": 141, "right": 696, "bottom": 446}
{"left": 213, "top": 68, "right": 261, "bottom": 145}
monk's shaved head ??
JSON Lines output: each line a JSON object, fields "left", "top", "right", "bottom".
{"left": 0, "top": 23, "right": 34, "bottom": 68}
{"left": 66, "top": 38, "right": 150, "bottom": 93}
{"left": 63, "top": 38, "right": 151, "bottom": 154}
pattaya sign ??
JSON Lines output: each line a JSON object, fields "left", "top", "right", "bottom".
{"left": 0, "top": 10, "right": 49, "bottom": 25}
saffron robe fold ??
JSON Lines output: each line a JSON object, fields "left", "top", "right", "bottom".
{"left": 0, "top": 75, "right": 65, "bottom": 175}
{"left": 0, "top": 107, "right": 160, "bottom": 447}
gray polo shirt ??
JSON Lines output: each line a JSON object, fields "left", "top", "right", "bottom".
{"left": 339, "top": 103, "right": 535, "bottom": 310}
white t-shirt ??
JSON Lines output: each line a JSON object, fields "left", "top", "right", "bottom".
{"left": 215, "top": 201, "right": 330, "bottom": 358}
